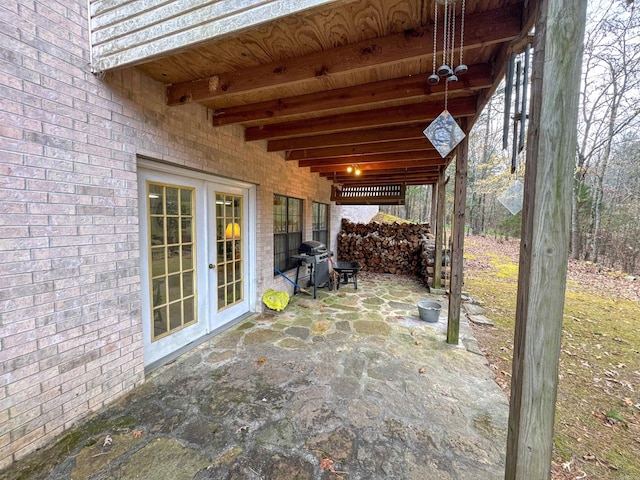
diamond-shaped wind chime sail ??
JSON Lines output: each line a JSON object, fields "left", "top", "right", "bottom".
{"left": 423, "top": 0, "right": 467, "bottom": 158}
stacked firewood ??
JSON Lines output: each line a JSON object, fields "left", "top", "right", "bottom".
{"left": 419, "top": 238, "right": 436, "bottom": 285}
{"left": 418, "top": 239, "right": 450, "bottom": 286}
{"left": 339, "top": 219, "right": 430, "bottom": 240}
{"left": 337, "top": 219, "right": 432, "bottom": 276}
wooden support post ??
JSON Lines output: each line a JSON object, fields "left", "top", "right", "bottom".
{"left": 433, "top": 167, "right": 446, "bottom": 290}
{"left": 430, "top": 184, "right": 437, "bottom": 229}
{"left": 505, "top": 0, "right": 587, "bottom": 478}
{"left": 447, "top": 120, "right": 469, "bottom": 344}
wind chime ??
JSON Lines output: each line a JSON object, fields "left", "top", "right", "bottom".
{"left": 503, "top": 44, "right": 531, "bottom": 174}
{"left": 423, "top": 0, "right": 468, "bottom": 158}
{"left": 496, "top": 43, "right": 531, "bottom": 216}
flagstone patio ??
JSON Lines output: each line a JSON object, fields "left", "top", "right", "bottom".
{"left": 2, "top": 272, "right": 509, "bottom": 480}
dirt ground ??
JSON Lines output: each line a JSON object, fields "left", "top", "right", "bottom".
{"left": 462, "top": 235, "right": 640, "bottom": 480}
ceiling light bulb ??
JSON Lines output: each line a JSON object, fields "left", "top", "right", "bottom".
{"left": 355, "top": 168, "right": 361, "bottom": 176}
{"left": 347, "top": 166, "right": 353, "bottom": 173}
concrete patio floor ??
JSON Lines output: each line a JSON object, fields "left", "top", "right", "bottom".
{"left": 3, "top": 273, "right": 509, "bottom": 480}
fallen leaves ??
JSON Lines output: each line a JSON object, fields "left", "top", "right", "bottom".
{"left": 466, "top": 236, "right": 640, "bottom": 480}
{"left": 132, "top": 430, "right": 143, "bottom": 438}
{"left": 257, "top": 357, "right": 266, "bottom": 364}
{"left": 320, "top": 457, "right": 335, "bottom": 473}
{"left": 582, "top": 452, "right": 619, "bottom": 471}
{"left": 418, "top": 367, "right": 426, "bottom": 374}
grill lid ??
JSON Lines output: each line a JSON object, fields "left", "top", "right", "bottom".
{"left": 299, "top": 240, "right": 327, "bottom": 255}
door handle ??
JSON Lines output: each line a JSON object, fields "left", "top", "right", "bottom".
{"left": 209, "top": 263, "right": 216, "bottom": 269}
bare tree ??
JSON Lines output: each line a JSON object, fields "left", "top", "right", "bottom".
{"left": 574, "top": 0, "right": 640, "bottom": 261}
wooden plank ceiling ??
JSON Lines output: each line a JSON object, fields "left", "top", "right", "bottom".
{"left": 134, "top": 0, "right": 536, "bottom": 188}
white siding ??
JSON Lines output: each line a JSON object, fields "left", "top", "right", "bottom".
{"left": 89, "top": 0, "right": 341, "bottom": 72}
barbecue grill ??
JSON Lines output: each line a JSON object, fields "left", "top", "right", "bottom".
{"left": 291, "top": 240, "right": 333, "bottom": 298}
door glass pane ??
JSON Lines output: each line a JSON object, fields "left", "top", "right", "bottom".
{"left": 168, "top": 274, "right": 181, "bottom": 302}
{"left": 215, "top": 192, "right": 243, "bottom": 310}
{"left": 182, "top": 245, "right": 192, "bottom": 270}
{"left": 147, "top": 182, "right": 197, "bottom": 341}
{"left": 181, "top": 219, "right": 192, "bottom": 243}
{"left": 167, "top": 246, "right": 180, "bottom": 273}
{"left": 226, "top": 265, "right": 233, "bottom": 283}
{"left": 152, "top": 278, "right": 165, "bottom": 307}
{"left": 150, "top": 217, "right": 164, "bottom": 246}
{"left": 151, "top": 247, "right": 165, "bottom": 277}
{"left": 216, "top": 218, "right": 225, "bottom": 241}
{"left": 217, "top": 241, "right": 224, "bottom": 263}
{"left": 149, "top": 185, "right": 164, "bottom": 215}
{"left": 154, "top": 307, "right": 167, "bottom": 337}
{"left": 180, "top": 189, "right": 192, "bottom": 215}
{"left": 183, "top": 271, "right": 193, "bottom": 296}
{"left": 169, "top": 301, "right": 182, "bottom": 330}
{"left": 166, "top": 188, "right": 179, "bottom": 215}
{"left": 225, "top": 240, "right": 233, "bottom": 261}
{"left": 184, "top": 298, "right": 195, "bottom": 324}
{"left": 234, "top": 281, "right": 242, "bottom": 302}
{"left": 166, "top": 218, "right": 179, "bottom": 245}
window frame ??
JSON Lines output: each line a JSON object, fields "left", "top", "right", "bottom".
{"left": 273, "top": 194, "right": 303, "bottom": 272}
{"left": 312, "top": 201, "right": 329, "bottom": 249}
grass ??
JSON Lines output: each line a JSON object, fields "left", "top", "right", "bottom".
{"left": 463, "top": 236, "right": 640, "bottom": 480}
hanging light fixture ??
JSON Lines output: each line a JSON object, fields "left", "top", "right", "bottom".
{"left": 354, "top": 165, "right": 361, "bottom": 176}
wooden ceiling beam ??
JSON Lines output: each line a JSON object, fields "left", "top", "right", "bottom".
{"left": 298, "top": 151, "right": 443, "bottom": 168}
{"left": 320, "top": 166, "right": 439, "bottom": 178}
{"left": 337, "top": 175, "right": 439, "bottom": 186}
{"left": 333, "top": 175, "right": 438, "bottom": 184}
{"left": 287, "top": 138, "right": 436, "bottom": 161}
{"left": 166, "top": 5, "right": 522, "bottom": 106}
{"left": 211, "top": 63, "right": 492, "bottom": 126}
{"left": 246, "top": 96, "right": 477, "bottom": 141}
{"left": 328, "top": 168, "right": 438, "bottom": 178}
{"left": 268, "top": 123, "right": 428, "bottom": 152}
{"left": 310, "top": 159, "right": 443, "bottom": 173}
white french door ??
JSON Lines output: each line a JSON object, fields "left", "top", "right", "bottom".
{"left": 138, "top": 161, "right": 255, "bottom": 368}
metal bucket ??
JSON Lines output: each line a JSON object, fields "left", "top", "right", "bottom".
{"left": 417, "top": 301, "right": 442, "bottom": 323}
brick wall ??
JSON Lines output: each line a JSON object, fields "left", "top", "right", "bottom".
{"left": 0, "top": 0, "right": 332, "bottom": 468}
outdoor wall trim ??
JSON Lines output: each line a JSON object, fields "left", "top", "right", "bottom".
{"left": 89, "top": 0, "right": 343, "bottom": 72}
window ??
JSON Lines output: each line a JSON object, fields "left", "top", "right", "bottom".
{"left": 274, "top": 195, "right": 302, "bottom": 272}
{"left": 147, "top": 182, "right": 197, "bottom": 341}
{"left": 215, "top": 193, "right": 243, "bottom": 310}
{"left": 312, "top": 202, "right": 329, "bottom": 248}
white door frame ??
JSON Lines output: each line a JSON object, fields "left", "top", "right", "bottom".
{"left": 137, "top": 158, "right": 257, "bottom": 369}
